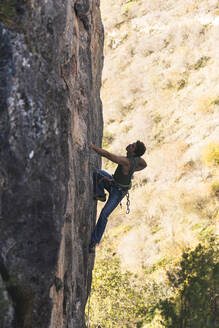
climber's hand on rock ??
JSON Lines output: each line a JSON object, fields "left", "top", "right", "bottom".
{"left": 90, "top": 142, "right": 95, "bottom": 150}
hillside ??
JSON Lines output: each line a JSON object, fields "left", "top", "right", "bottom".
{"left": 87, "top": 0, "right": 219, "bottom": 327}
{"left": 100, "top": 0, "right": 218, "bottom": 271}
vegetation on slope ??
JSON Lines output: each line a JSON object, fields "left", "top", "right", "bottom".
{"left": 87, "top": 239, "right": 218, "bottom": 327}
{"left": 88, "top": 0, "right": 219, "bottom": 326}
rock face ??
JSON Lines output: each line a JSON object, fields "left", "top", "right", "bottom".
{"left": 0, "top": 0, "right": 104, "bottom": 327}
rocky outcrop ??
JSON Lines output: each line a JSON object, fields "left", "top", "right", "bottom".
{"left": 0, "top": 0, "right": 104, "bottom": 327}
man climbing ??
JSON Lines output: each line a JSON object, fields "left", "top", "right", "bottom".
{"left": 89, "top": 140, "right": 147, "bottom": 253}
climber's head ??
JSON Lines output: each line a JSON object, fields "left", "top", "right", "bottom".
{"left": 126, "top": 140, "right": 146, "bottom": 157}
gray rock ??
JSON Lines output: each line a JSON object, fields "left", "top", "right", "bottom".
{"left": 0, "top": 0, "right": 104, "bottom": 327}
{"left": 0, "top": 273, "right": 14, "bottom": 328}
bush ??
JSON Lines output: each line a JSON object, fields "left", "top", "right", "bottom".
{"left": 211, "top": 181, "right": 219, "bottom": 197}
{"left": 159, "top": 239, "right": 219, "bottom": 328}
{"left": 202, "top": 142, "right": 219, "bottom": 166}
{"left": 193, "top": 56, "right": 210, "bottom": 70}
{"left": 102, "top": 130, "right": 114, "bottom": 149}
{"left": 122, "top": 0, "right": 139, "bottom": 16}
{"left": 86, "top": 254, "right": 159, "bottom": 328}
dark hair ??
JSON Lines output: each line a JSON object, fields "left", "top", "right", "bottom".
{"left": 135, "top": 140, "right": 146, "bottom": 157}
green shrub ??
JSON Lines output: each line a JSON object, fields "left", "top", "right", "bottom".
{"left": 193, "top": 56, "right": 210, "bottom": 70}
{"left": 214, "top": 97, "right": 219, "bottom": 105}
{"left": 86, "top": 255, "right": 159, "bottom": 328}
{"left": 211, "top": 181, "right": 219, "bottom": 197}
{"left": 159, "top": 239, "right": 219, "bottom": 328}
{"left": 102, "top": 131, "right": 114, "bottom": 149}
{"left": 153, "top": 115, "right": 162, "bottom": 124}
{"left": 122, "top": 0, "right": 139, "bottom": 16}
{"left": 202, "top": 142, "right": 219, "bottom": 166}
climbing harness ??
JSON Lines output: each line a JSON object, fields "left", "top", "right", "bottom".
{"left": 113, "top": 179, "right": 131, "bottom": 214}
{"left": 93, "top": 170, "right": 132, "bottom": 214}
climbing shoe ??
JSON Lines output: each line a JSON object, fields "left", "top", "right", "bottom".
{"left": 93, "top": 194, "right": 106, "bottom": 202}
{"left": 89, "top": 241, "right": 97, "bottom": 254}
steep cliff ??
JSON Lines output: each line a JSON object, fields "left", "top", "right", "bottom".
{"left": 0, "top": 0, "right": 104, "bottom": 327}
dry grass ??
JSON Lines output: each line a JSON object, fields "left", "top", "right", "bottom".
{"left": 99, "top": 0, "right": 219, "bottom": 274}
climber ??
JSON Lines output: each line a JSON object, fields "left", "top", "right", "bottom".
{"left": 89, "top": 140, "right": 147, "bottom": 253}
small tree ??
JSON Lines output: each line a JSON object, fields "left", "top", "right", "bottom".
{"left": 159, "top": 239, "right": 219, "bottom": 328}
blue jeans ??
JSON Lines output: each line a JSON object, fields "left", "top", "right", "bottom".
{"left": 91, "top": 169, "right": 126, "bottom": 244}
